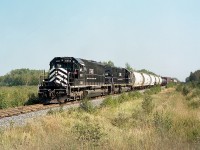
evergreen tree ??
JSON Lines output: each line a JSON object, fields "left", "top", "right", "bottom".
{"left": 186, "top": 70, "right": 200, "bottom": 82}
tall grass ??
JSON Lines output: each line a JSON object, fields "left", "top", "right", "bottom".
{"left": 176, "top": 82, "right": 200, "bottom": 109}
{"left": 1, "top": 86, "right": 200, "bottom": 149}
{"left": 80, "top": 99, "right": 96, "bottom": 113}
{"left": 101, "top": 91, "right": 142, "bottom": 108}
{"left": 0, "top": 86, "right": 38, "bottom": 109}
{"left": 144, "top": 85, "right": 161, "bottom": 95}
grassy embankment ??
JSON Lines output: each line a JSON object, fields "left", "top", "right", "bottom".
{"left": 0, "top": 86, "right": 38, "bottom": 109}
{"left": 1, "top": 84, "right": 200, "bottom": 149}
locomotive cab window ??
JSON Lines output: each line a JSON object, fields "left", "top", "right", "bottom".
{"left": 74, "top": 69, "right": 79, "bottom": 79}
{"left": 80, "top": 67, "right": 83, "bottom": 72}
{"left": 89, "top": 69, "right": 94, "bottom": 74}
{"left": 50, "top": 62, "right": 74, "bottom": 72}
{"left": 56, "top": 64, "right": 62, "bottom": 68}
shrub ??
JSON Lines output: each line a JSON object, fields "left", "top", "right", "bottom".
{"left": 173, "top": 117, "right": 200, "bottom": 142}
{"left": 166, "top": 82, "right": 176, "bottom": 88}
{"left": 47, "top": 107, "right": 64, "bottom": 115}
{"left": 80, "top": 99, "right": 96, "bottom": 113}
{"left": 0, "top": 92, "right": 8, "bottom": 109}
{"left": 111, "top": 112, "right": 130, "bottom": 128}
{"left": 47, "top": 109, "right": 55, "bottom": 115}
{"left": 176, "top": 84, "right": 183, "bottom": 92}
{"left": 142, "top": 95, "right": 154, "bottom": 114}
{"left": 144, "top": 86, "right": 161, "bottom": 95}
{"left": 128, "top": 91, "right": 143, "bottom": 99}
{"left": 101, "top": 92, "right": 134, "bottom": 108}
{"left": 132, "top": 108, "right": 143, "bottom": 120}
{"left": 72, "top": 122, "right": 105, "bottom": 146}
{"left": 188, "top": 99, "right": 200, "bottom": 109}
{"left": 118, "top": 93, "right": 130, "bottom": 103}
{"left": 0, "top": 86, "right": 38, "bottom": 109}
{"left": 182, "top": 86, "right": 190, "bottom": 96}
{"left": 25, "top": 93, "right": 40, "bottom": 105}
{"left": 101, "top": 96, "right": 118, "bottom": 107}
{"left": 190, "top": 90, "right": 200, "bottom": 99}
{"left": 153, "top": 111, "right": 172, "bottom": 135}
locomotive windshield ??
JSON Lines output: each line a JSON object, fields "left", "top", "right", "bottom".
{"left": 50, "top": 62, "right": 73, "bottom": 71}
{"left": 50, "top": 62, "right": 81, "bottom": 72}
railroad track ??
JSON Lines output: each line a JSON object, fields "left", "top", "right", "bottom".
{"left": 0, "top": 101, "right": 79, "bottom": 119}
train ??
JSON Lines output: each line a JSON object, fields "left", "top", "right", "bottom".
{"left": 38, "top": 57, "right": 169, "bottom": 103}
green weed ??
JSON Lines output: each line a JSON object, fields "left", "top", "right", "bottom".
{"left": 0, "top": 86, "right": 38, "bottom": 109}
{"left": 153, "top": 111, "right": 173, "bottom": 135}
{"left": 142, "top": 95, "right": 154, "bottom": 114}
{"left": 111, "top": 112, "right": 130, "bottom": 128}
{"left": 72, "top": 122, "right": 105, "bottom": 146}
{"left": 80, "top": 99, "right": 96, "bottom": 113}
{"left": 101, "top": 96, "right": 119, "bottom": 107}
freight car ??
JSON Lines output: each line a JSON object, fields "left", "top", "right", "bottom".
{"left": 38, "top": 57, "right": 164, "bottom": 103}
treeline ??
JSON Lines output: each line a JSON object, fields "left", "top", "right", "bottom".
{"left": 0, "top": 69, "right": 43, "bottom": 86}
{"left": 186, "top": 70, "right": 200, "bottom": 82}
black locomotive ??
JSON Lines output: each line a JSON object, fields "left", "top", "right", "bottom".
{"left": 38, "top": 57, "right": 132, "bottom": 103}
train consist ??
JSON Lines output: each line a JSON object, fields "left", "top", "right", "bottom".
{"left": 38, "top": 57, "right": 169, "bottom": 103}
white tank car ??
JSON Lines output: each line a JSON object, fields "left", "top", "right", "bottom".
{"left": 142, "top": 73, "right": 151, "bottom": 86}
{"left": 158, "top": 76, "right": 162, "bottom": 85}
{"left": 155, "top": 76, "right": 160, "bottom": 85}
{"left": 131, "top": 72, "right": 144, "bottom": 87}
{"left": 149, "top": 74, "right": 156, "bottom": 85}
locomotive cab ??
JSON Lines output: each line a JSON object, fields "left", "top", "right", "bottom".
{"left": 49, "top": 57, "right": 85, "bottom": 86}
{"left": 38, "top": 57, "right": 86, "bottom": 103}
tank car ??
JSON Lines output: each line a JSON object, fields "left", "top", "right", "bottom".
{"left": 142, "top": 73, "right": 151, "bottom": 87}
{"left": 131, "top": 72, "right": 144, "bottom": 88}
{"left": 149, "top": 74, "right": 156, "bottom": 86}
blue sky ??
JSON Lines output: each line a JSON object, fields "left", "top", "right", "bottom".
{"left": 0, "top": 0, "right": 199, "bottom": 81}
